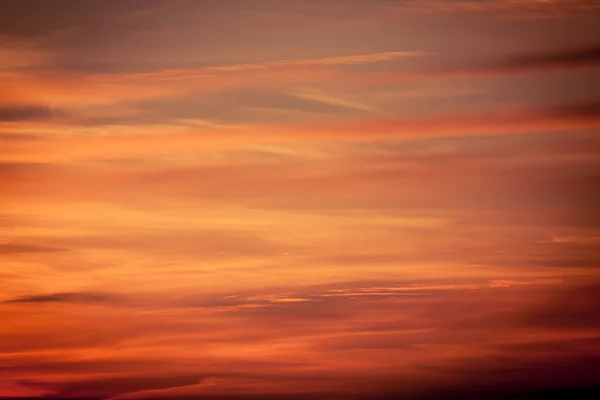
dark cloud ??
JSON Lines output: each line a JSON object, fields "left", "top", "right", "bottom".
{"left": 0, "top": 162, "right": 48, "bottom": 172}
{"left": 0, "top": 105, "right": 55, "bottom": 122}
{"left": 4, "top": 291, "right": 115, "bottom": 304}
{"left": 404, "top": 358, "right": 600, "bottom": 400}
{"left": 0, "top": 398, "right": 102, "bottom": 400}
{"left": 499, "top": 44, "right": 600, "bottom": 70}
{"left": 391, "top": 386, "right": 600, "bottom": 400}
{"left": 0, "top": 243, "right": 64, "bottom": 254}
{"left": 0, "top": 133, "right": 41, "bottom": 142}
{"left": 0, "top": 0, "right": 167, "bottom": 36}
{"left": 553, "top": 101, "right": 600, "bottom": 118}
{"left": 0, "top": 358, "right": 163, "bottom": 376}
{"left": 427, "top": 44, "right": 600, "bottom": 79}
{"left": 1, "top": 279, "right": 597, "bottom": 400}
{"left": 3, "top": 388, "right": 600, "bottom": 400}
{"left": 14, "top": 374, "right": 205, "bottom": 399}
{"left": 517, "top": 280, "right": 600, "bottom": 330}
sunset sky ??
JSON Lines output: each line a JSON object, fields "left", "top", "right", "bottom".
{"left": 1, "top": 1, "right": 599, "bottom": 399}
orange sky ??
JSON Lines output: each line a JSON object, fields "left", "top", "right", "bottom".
{"left": 1, "top": 1, "right": 599, "bottom": 399}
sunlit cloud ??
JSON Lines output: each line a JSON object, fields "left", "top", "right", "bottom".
{"left": 1, "top": 1, "right": 599, "bottom": 399}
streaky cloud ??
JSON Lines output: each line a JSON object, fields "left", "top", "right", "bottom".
{"left": 4, "top": 291, "right": 116, "bottom": 304}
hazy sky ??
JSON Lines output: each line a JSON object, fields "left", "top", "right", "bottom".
{"left": 1, "top": 1, "right": 599, "bottom": 399}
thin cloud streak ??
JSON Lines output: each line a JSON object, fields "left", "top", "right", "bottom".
{"left": 110, "top": 51, "right": 426, "bottom": 81}
{"left": 386, "top": 0, "right": 600, "bottom": 19}
{"left": 3, "top": 102, "right": 598, "bottom": 164}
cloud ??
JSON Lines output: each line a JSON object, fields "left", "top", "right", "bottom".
{"left": 495, "top": 44, "right": 600, "bottom": 71}
{"left": 46, "top": 374, "right": 206, "bottom": 399}
{"left": 107, "top": 51, "right": 423, "bottom": 83}
{"left": 4, "top": 291, "right": 116, "bottom": 304}
{"left": 0, "top": 132, "right": 41, "bottom": 142}
{"left": 544, "top": 236, "right": 600, "bottom": 244}
{"left": 290, "top": 88, "right": 378, "bottom": 113}
{"left": 2, "top": 228, "right": 300, "bottom": 262}
{"left": 388, "top": 0, "right": 600, "bottom": 20}
{"left": 2, "top": 41, "right": 596, "bottom": 127}
{"left": 0, "top": 105, "right": 56, "bottom": 122}
{"left": 0, "top": 3, "right": 598, "bottom": 400}
{"left": 0, "top": 35, "right": 52, "bottom": 71}
{"left": 554, "top": 100, "right": 600, "bottom": 118}
{"left": 0, "top": 0, "right": 167, "bottom": 37}
{"left": 204, "top": 51, "right": 424, "bottom": 72}
{"left": 515, "top": 280, "right": 600, "bottom": 330}
{"left": 0, "top": 243, "right": 64, "bottom": 254}
{"left": 7, "top": 368, "right": 207, "bottom": 399}
{"left": 3, "top": 126, "right": 598, "bottom": 232}
{"left": 4, "top": 101, "right": 600, "bottom": 166}
{"left": 376, "top": 45, "right": 600, "bottom": 86}
{"left": 0, "top": 276, "right": 596, "bottom": 400}
{"left": 0, "top": 62, "right": 353, "bottom": 112}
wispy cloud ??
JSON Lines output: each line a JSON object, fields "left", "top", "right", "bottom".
{"left": 4, "top": 291, "right": 115, "bottom": 304}
{"left": 386, "top": 0, "right": 600, "bottom": 20}
{"left": 0, "top": 105, "right": 57, "bottom": 122}
{"left": 0, "top": 35, "right": 52, "bottom": 71}
{"left": 1, "top": 2, "right": 599, "bottom": 400}
{"left": 4, "top": 102, "right": 599, "bottom": 164}
{"left": 114, "top": 51, "right": 426, "bottom": 81}
{"left": 290, "top": 88, "right": 379, "bottom": 113}
{"left": 0, "top": 242, "right": 63, "bottom": 254}
{"left": 488, "top": 44, "right": 600, "bottom": 71}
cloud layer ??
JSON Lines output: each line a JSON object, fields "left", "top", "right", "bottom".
{"left": 1, "top": 1, "right": 599, "bottom": 399}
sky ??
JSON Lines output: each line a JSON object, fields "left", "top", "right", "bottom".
{"left": 0, "top": 0, "right": 599, "bottom": 399}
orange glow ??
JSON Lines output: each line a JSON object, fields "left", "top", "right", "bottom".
{"left": 1, "top": 1, "right": 599, "bottom": 399}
